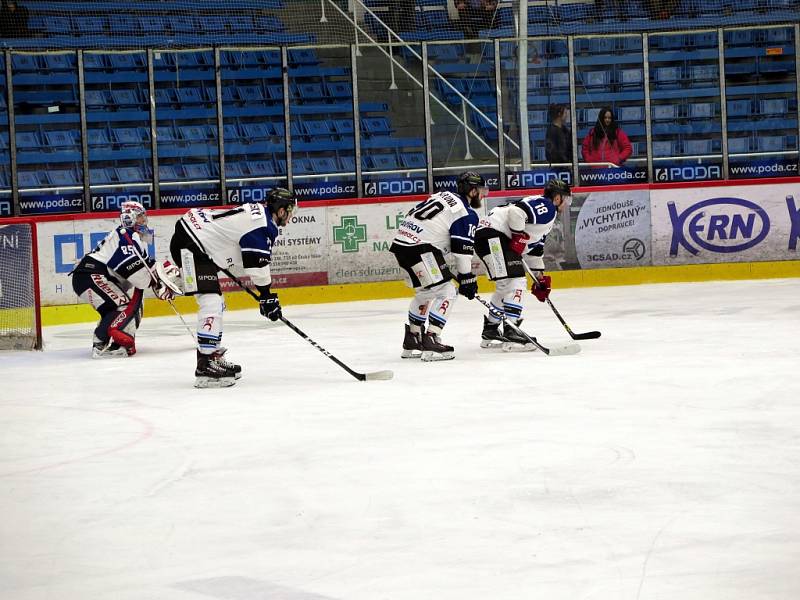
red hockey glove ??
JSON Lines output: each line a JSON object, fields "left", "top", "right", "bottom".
{"left": 530, "top": 272, "right": 551, "bottom": 302}
{"left": 509, "top": 232, "right": 530, "bottom": 255}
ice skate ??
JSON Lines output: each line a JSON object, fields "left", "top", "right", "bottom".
{"left": 212, "top": 347, "right": 242, "bottom": 379}
{"left": 502, "top": 319, "right": 537, "bottom": 352}
{"left": 401, "top": 324, "right": 424, "bottom": 359}
{"left": 91, "top": 340, "right": 130, "bottom": 359}
{"left": 480, "top": 316, "right": 506, "bottom": 348}
{"left": 195, "top": 350, "right": 237, "bottom": 388}
{"left": 421, "top": 331, "right": 455, "bottom": 362}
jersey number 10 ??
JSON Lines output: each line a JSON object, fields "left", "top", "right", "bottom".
{"left": 408, "top": 199, "right": 445, "bottom": 220}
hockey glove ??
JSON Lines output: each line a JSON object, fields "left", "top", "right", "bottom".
{"left": 457, "top": 272, "right": 478, "bottom": 300}
{"left": 152, "top": 282, "right": 175, "bottom": 301}
{"left": 530, "top": 272, "right": 552, "bottom": 303}
{"left": 259, "top": 290, "right": 282, "bottom": 321}
{"left": 509, "top": 232, "right": 530, "bottom": 255}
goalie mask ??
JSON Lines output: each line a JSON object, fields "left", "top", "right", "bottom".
{"left": 265, "top": 187, "right": 297, "bottom": 226}
{"left": 120, "top": 201, "right": 153, "bottom": 242}
{"left": 456, "top": 171, "right": 488, "bottom": 208}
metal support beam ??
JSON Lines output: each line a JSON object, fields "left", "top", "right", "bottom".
{"left": 214, "top": 47, "right": 226, "bottom": 204}
{"left": 642, "top": 33, "right": 654, "bottom": 183}
{"left": 147, "top": 49, "right": 160, "bottom": 208}
{"left": 422, "top": 43, "right": 434, "bottom": 194}
{"left": 494, "top": 38, "right": 506, "bottom": 190}
{"left": 567, "top": 36, "right": 580, "bottom": 186}
{"left": 281, "top": 46, "right": 293, "bottom": 192}
{"left": 351, "top": 44, "right": 363, "bottom": 198}
{"left": 5, "top": 51, "right": 19, "bottom": 216}
{"left": 718, "top": 28, "right": 730, "bottom": 179}
{"left": 77, "top": 50, "right": 90, "bottom": 210}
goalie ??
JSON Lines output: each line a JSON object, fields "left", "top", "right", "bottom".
{"left": 70, "top": 201, "right": 177, "bottom": 358}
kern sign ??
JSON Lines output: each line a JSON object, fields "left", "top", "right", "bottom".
{"left": 650, "top": 183, "right": 800, "bottom": 265}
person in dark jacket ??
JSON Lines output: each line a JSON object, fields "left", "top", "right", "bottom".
{"left": 0, "top": 0, "right": 30, "bottom": 38}
{"left": 545, "top": 103, "right": 573, "bottom": 164}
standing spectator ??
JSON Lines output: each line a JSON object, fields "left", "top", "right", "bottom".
{"left": 455, "top": 0, "right": 497, "bottom": 38}
{"left": 581, "top": 106, "right": 632, "bottom": 167}
{"left": 545, "top": 103, "right": 573, "bottom": 164}
{"left": 386, "top": 0, "right": 416, "bottom": 35}
{"left": 0, "top": 0, "right": 30, "bottom": 37}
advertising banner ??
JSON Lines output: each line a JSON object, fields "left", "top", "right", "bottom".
{"left": 18, "top": 192, "right": 84, "bottom": 216}
{"left": 90, "top": 191, "right": 155, "bottom": 212}
{"left": 327, "top": 202, "right": 415, "bottom": 284}
{"left": 506, "top": 169, "right": 572, "bottom": 189}
{"left": 270, "top": 207, "right": 328, "bottom": 288}
{"left": 651, "top": 182, "right": 800, "bottom": 265}
{"left": 0, "top": 195, "right": 11, "bottom": 218}
{"left": 653, "top": 162, "right": 724, "bottom": 183}
{"left": 729, "top": 157, "right": 800, "bottom": 180}
{"left": 573, "top": 190, "right": 652, "bottom": 269}
{"left": 158, "top": 187, "right": 220, "bottom": 208}
{"left": 579, "top": 165, "right": 648, "bottom": 186}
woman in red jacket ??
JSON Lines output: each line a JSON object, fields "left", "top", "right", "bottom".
{"left": 581, "top": 106, "right": 632, "bottom": 167}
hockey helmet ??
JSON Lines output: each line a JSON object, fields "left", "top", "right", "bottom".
{"left": 120, "top": 200, "right": 147, "bottom": 230}
{"left": 543, "top": 178, "right": 571, "bottom": 199}
{"left": 456, "top": 171, "right": 487, "bottom": 199}
{"left": 265, "top": 187, "right": 297, "bottom": 215}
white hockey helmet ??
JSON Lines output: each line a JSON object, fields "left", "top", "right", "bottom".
{"left": 120, "top": 200, "right": 147, "bottom": 230}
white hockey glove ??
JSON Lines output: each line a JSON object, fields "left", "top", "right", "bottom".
{"left": 152, "top": 281, "right": 176, "bottom": 301}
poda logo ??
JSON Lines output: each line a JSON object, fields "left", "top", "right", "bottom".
{"left": 364, "top": 182, "right": 377, "bottom": 196}
{"left": 506, "top": 172, "right": 520, "bottom": 187}
{"left": 668, "top": 197, "right": 770, "bottom": 256}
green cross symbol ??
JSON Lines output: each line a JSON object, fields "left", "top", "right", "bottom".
{"left": 332, "top": 215, "right": 367, "bottom": 253}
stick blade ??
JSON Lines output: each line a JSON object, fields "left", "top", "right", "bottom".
{"left": 364, "top": 370, "right": 394, "bottom": 381}
{"left": 572, "top": 331, "right": 601, "bottom": 340}
{"left": 544, "top": 343, "right": 582, "bottom": 356}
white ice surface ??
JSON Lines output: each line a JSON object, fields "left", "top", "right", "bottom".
{"left": 1, "top": 278, "right": 799, "bottom": 600}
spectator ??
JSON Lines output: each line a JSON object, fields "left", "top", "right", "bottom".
{"left": 0, "top": 0, "right": 30, "bottom": 37}
{"left": 455, "top": 0, "right": 497, "bottom": 38}
{"left": 645, "top": 0, "right": 679, "bottom": 20}
{"left": 581, "top": 106, "right": 632, "bottom": 167}
{"left": 545, "top": 103, "right": 573, "bottom": 164}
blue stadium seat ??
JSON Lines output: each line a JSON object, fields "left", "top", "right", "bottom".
{"left": 726, "top": 29, "right": 755, "bottom": 46}
{"left": 18, "top": 171, "right": 44, "bottom": 188}
{"left": 683, "top": 139, "right": 715, "bottom": 155}
{"left": 655, "top": 34, "right": 684, "bottom": 50}
{"left": 690, "top": 64, "right": 718, "bottom": 82}
{"left": 159, "top": 165, "right": 182, "bottom": 180}
{"left": 228, "top": 17, "right": 253, "bottom": 33}
{"left": 581, "top": 106, "right": 601, "bottom": 125}
{"left": 266, "top": 84, "right": 285, "bottom": 101}
{"left": 225, "top": 163, "right": 248, "bottom": 178}
{"left": 304, "top": 120, "right": 335, "bottom": 137}
{"left": 113, "top": 127, "right": 148, "bottom": 145}
{"left": 765, "top": 27, "right": 792, "bottom": 43}
{"left": 271, "top": 122, "right": 286, "bottom": 137}
{"left": 617, "top": 106, "right": 644, "bottom": 123}
{"left": 370, "top": 154, "right": 399, "bottom": 170}
{"left": 549, "top": 72, "right": 570, "bottom": 90}
{"left": 44, "top": 130, "right": 77, "bottom": 147}
{"left": 0, "top": 132, "right": 8, "bottom": 149}
{"left": 241, "top": 123, "right": 271, "bottom": 140}
{"left": 288, "top": 49, "right": 318, "bottom": 65}
{"left": 652, "top": 140, "right": 676, "bottom": 157}
{"left": 155, "top": 88, "right": 177, "bottom": 106}
{"left": 176, "top": 88, "right": 205, "bottom": 105}
{"left": 326, "top": 81, "right": 353, "bottom": 99}
{"left": 223, "top": 124, "right": 241, "bottom": 141}
{"left": 589, "top": 37, "right": 618, "bottom": 54}
{"left": 759, "top": 59, "right": 794, "bottom": 75}
{"left": 759, "top": 98, "right": 789, "bottom": 116}
{"left": 400, "top": 152, "right": 426, "bottom": 169}
{"left": 116, "top": 167, "right": 147, "bottom": 182}
{"left": 254, "top": 15, "right": 285, "bottom": 33}
{"left": 653, "top": 66, "right": 681, "bottom": 88}
{"left": 618, "top": 68, "right": 643, "bottom": 88}
{"left": 296, "top": 83, "right": 325, "bottom": 100}
{"left": 332, "top": 119, "right": 354, "bottom": 136}
{"left": 202, "top": 16, "right": 228, "bottom": 33}
{"left": 309, "top": 157, "right": 338, "bottom": 173}
{"left": 110, "top": 89, "right": 141, "bottom": 107}
{"left": 12, "top": 54, "right": 39, "bottom": 71}
{"left": 156, "top": 125, "right": 179, "bottom": 142}
{"left": 428, "top": 44, "right": 461, "bottom": 61}
{"left": 85, "top": 90, "right": 111, "bottom": 108}
{"left": 89, "top": 168, "right": 113, "bottom": 185}
{"left": 582, "top": 70, "right": 611, "bottom": 89}
{"left": 293, "top": 157, "right": 314, "bottom": 175}
{"left": 361, "top": 117, "right": 392, "bottom": 135}
{"left": 726, "top": 62, "right": 757, "bottom": 77}
{"left": 757, "top": 136, "right": 786, "bottom": 152}
{"left": 47, "top": 169, "right": 80, "bottom": 186}
{"left": 178, "top": 125, "right": 210, "bottom": 142}
{"left": 237, "top": 85, "right": 265, "bottom": 103}
{"left": 168, "top": 16, "right": 196, "bottom": 34}
{"left": 339, "top": 155, "right": 355, "bottom": 172}
{"left": 689, "top": 102, "right": 715, "bottom": 119}
{"left": 44, "top": 53, "right": 76, "bottom": 71}
{"left": 184, "top": 163, "right": 213, "bottom": 179}
{"left": 652, "top": 104, "right": 678, "bottom": 121}
{"left": 246, "top": 160, "right": 276, "bottom": 176}
{"left": 108, "top": 53, "right": 145, "bottom": 70}
{"left": 727, "top": 99, "right": 753, "bottom": 118}
{"left": 529, "top": 110, "right": 548, "bottom": 125}
{"left": 75, "top": 16, "right": 107, "bottom": 35}
{"left": 137, "top": 16, "right": 163, "bottom": 33}
{"left": 728, "top": 136, "right": 751, "bottom": 154}
{"left": 15, "top": 131, "right": 42, "bottom": 149}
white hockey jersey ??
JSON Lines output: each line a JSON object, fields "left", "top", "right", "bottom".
{"left": 180, "top": 203, "right": 279, "bottom": 287}
{"left": 392, "top": 191, "right": 479, "bottom": 257}
{"left": 75, "top": 226, "right": 153, "bottom": 290}
{"left": 479, "top": 194, "right": 558, "bottom": 256}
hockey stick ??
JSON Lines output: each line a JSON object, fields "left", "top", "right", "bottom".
{"left": 215, "top": 265, "right": 394, "bottom": 382}
{"left": 120, "top": 230, "right": 196, "bottom": 342}
{"left": 474, "top": 294, "right": 581, "bottom": 356}
{"left": 522, "top": 263, "right": 601, "bottom": 340}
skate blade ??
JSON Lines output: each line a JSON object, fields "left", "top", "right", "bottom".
{"left": 421, "top": 350, "right": 455, "bottom": 362}
{"left": 480, "top": 339, "right": 504, "bottom": 349}
{"left": 401, "top": 349, "right": 422, "bottom": 359}
{"left": 501, "top": 342, "right": 537, "bottom": 353}
{"left": 194, "top": 376, "right": 237, "bottom": 389}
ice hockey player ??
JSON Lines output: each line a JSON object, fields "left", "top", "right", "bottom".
{"left": 70, "top": 201, "right": 176, "bottom": 358}
{"left": 474, "top": 178, "right": 570, "bottom": 350}
{"left": 389, "top": 171, "right": 485, "bottom": 361}
{"left": 168, "top": 187, "right": 297, "bottom": 388}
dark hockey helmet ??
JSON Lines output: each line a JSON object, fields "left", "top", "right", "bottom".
{"left": 456, "top": 170, "right": 487, "bottom": 199}
{"left": 265, "top": 187, "right": 297, "bottom": 215}
{"left": 543, "top": 178, "right": 571, "bottom": 199}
